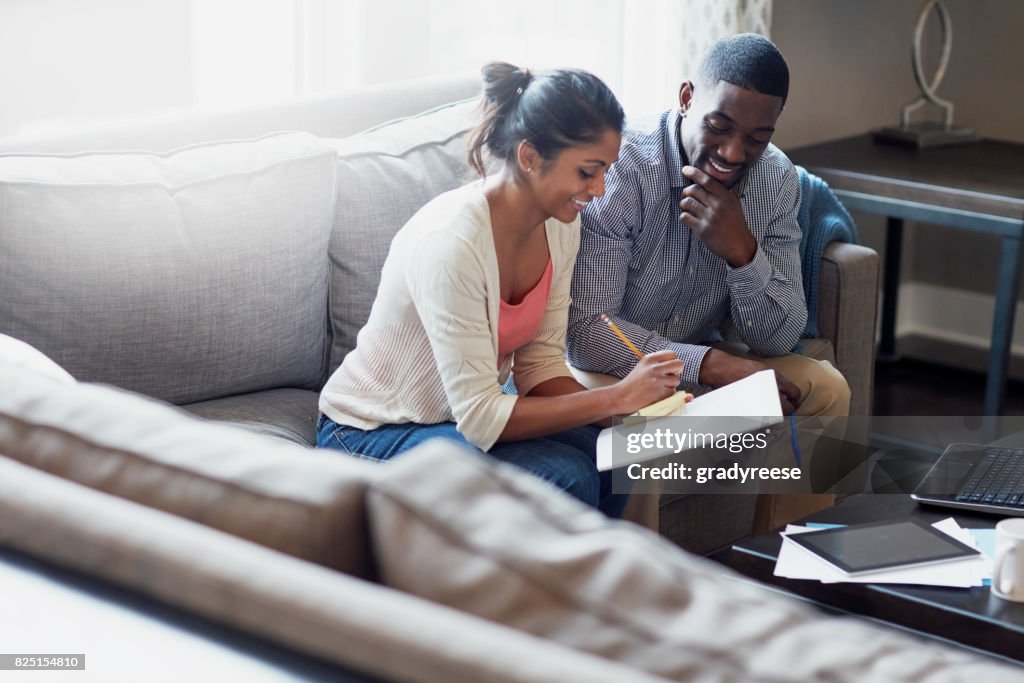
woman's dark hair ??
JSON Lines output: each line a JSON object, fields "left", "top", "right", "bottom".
{"left": 467, "top": 62, "right": 625, "bottom": 177}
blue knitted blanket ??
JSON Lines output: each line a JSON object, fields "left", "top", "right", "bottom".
{"left": 796, "top": 165, "right": 858, "bottom": 338}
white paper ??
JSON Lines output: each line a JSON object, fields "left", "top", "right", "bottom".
{"left": 774, "top": 518, "right": 991, "bottom": 587}
{"left": 673, "top": 369, "right": 783, "bottom": 419}
{"left": 596, "top": 369, "right": 783, "bottom": 471}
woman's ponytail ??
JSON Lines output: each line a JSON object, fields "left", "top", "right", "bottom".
{"left": 466, "top": 61, "right": 624, "bottom": 179}
{"left": 468, "top": 62, "right": 533, "bottom": 177}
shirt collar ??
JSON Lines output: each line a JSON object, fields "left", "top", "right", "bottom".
{"left": 665, "top": 108, "right": 687, "bottom": 189}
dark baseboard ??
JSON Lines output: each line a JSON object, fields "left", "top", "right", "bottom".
{"left": 893, "top": 334, "right": 1024, "bottom": 383}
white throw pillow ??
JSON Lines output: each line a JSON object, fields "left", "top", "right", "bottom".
{"left": 0, "top": 334, "right": 75, "bottom": 383}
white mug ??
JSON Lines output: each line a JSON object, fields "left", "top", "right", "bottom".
{"left": 992, "top": 518, "right": 1024, "bottom": 602}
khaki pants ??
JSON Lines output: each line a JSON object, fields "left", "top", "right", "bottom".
{"left": 574, "top": 351, "right": 852, "bottom": 535}
{"left": 721, "top": 346, "right": 851, "bottom": 533}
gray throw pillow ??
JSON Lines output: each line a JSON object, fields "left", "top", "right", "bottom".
{"left": 0, "top": 133, "right": 337, "bottom": 404}
{"left": 324, "top": 100, "right": 478, "bottom": 373}
{"left": 0, "top": 364, "right": 379, "bottom": 578}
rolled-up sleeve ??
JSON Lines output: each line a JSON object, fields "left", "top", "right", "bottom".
{"left": 568, "top": 166, "right": 710, "bottom": 388}
{"left": 727, "top": 164, "right": 807, "bottom": 356}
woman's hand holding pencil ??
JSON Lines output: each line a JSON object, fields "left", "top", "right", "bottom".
{"left": 599, "top": 313, "right": 686, "bottom": 414}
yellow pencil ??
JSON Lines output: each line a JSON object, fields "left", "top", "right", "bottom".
{"left": 599, "top": 313, "right": 644, "bottom": 360}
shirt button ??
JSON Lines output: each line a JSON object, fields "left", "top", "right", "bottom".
{"left": 746, "top": 319, "right": 753, "bottom": 327}
{"left": 688, "top": 266, "right": 694, "bottom": 274}
{"left": 732, "top": 283, "right": 738, "bottom": 290}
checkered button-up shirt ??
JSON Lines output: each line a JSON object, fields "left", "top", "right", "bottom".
{"left": 567, "top": 109, "right": 806, "bottom": 389}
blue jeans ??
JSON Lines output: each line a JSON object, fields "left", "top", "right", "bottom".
{"left": 316, "top": 415, "right": 629, "bottom": 518}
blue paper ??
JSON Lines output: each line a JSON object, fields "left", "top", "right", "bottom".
{"left": 967, "top": 529, "right": 997, "bottom": 587}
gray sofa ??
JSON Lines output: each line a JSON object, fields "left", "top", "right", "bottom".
{"left": 1, "top": 75, "right": 1018, "bottom": 682}
{"left": 0, "top": 73, "right": 877, "bottom": 554}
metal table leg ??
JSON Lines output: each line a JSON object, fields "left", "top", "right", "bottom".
{"left": 985, "top": 235, "right": 1024, "bottom": 415}
{"left": 879, "top": 217, "right": 904, "bottom": 361}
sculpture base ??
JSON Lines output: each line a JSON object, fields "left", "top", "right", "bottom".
{"left": 873, "top": 122, "right": 980, "bottom": 149}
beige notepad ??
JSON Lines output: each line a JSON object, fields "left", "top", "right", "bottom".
{"left": 633, "top": 391, "right": 693, "bottom": 417}
{"left": 598, "top": 370, "right": 784, "bottom": 470}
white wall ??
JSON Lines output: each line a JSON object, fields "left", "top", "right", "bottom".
{"left": 773, "top": 0, "right": 1024, "bottom": 148}
{"left": 772, "top": 0, "right": 1024, "bottom": 368}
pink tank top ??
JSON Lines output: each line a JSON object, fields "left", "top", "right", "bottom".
{"left": 498, "top": 259, "right": 553, "bottom": 366}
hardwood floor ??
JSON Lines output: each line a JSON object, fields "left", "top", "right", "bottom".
{"left": 873, "top": 358, "right": 1024, "bottom": 416}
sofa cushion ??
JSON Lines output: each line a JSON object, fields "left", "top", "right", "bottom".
{"left": 182, "top": 387, "right": 320, "bottom": 447}
{"left": 0, "top": 133, "right": 337, "bottom": 405}
{"left": 0, "top": 365, "right": 378, "bottom": 579}
{"left": 325, "top": 100, "right": 478, "bottom": 372}
{"left": 365, "top": 441, "right": 1022, "bottom": 682}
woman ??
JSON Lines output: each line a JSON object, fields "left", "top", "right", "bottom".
{"left": 317, "top": 62, "right": 683, "bottom": 517}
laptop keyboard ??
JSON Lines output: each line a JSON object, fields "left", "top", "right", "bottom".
{"left": 954, "top": 447, "right": 1024, "bottom": 507}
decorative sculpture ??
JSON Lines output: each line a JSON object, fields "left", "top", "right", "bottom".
{"left": 873, "top": 0, "right": 979, "bottom": 148}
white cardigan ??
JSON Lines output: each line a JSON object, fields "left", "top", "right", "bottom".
{"left": 319, "top": 183, "right": 580, "bottom": 452}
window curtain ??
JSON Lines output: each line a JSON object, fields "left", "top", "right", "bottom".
{"left": 289, "top": 0, "right": 773, "bottom": 116}
{"left": 6, "top": 0, "right": 774, "bottom": 137}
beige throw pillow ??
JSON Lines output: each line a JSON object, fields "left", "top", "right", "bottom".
{"left": 0, "top": 364, "right": 379, "bottom": 578}
{"left": 365, "top": 441, "right": 1023, "bottom": 682}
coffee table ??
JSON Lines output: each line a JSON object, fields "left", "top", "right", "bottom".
{"left": 714, "top": 493, "right": 1024, "bottom": 663}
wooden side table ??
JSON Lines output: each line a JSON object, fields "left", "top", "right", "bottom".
{"left": 789, "top": 135, "right": 1024, "bottom": 415}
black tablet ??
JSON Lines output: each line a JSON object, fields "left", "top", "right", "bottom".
{"left": 783, "top": 519, "right": 981, "bottom": 576}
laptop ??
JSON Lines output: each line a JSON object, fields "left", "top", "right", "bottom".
{"left": 911, "top": 443, "right": 1024, "bottom": 516}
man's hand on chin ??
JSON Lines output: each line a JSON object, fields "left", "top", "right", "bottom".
{"left": 697, "top": 348, "right": 802, "bottom": 415}
{"left": 679, "top": 165, "right": 757, "bottom": 268}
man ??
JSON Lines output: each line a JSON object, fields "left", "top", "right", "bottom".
{"left": 567, "top": 33, "right": 849, "bottom": 529}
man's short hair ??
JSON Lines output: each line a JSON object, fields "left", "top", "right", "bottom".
{"left": 696, "top": 33, "right": 789, "bottom": 105}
